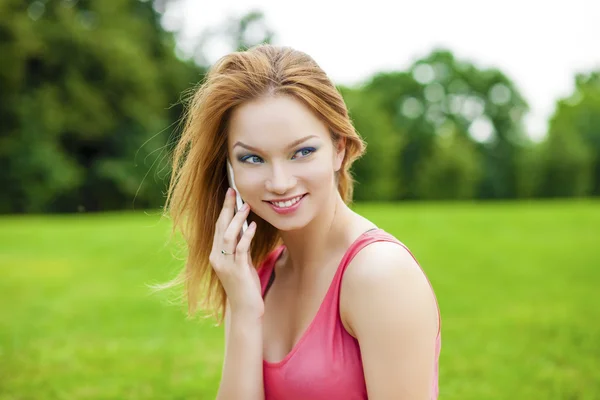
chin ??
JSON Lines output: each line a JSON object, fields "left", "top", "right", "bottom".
{"left": 270, "top": 220, "right": 310, "bottom": 232}
{"left": 257, "top": 213, "right": 312, "bottom": 232}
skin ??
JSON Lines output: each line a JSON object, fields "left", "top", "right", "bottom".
{"left": 216, "top": 94, "right": 439, "bottom": 399}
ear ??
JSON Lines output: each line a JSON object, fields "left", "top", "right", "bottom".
{"left": 333, "top": 136, "right": 346, "bottom": 172}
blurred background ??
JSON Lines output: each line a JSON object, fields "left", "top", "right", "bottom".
{"left": 0, "top": 0, "right": 598, "bottom": 399}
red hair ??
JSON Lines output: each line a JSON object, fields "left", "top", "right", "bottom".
{"left": 158, "top": 45, "right": 366, "bottom": 322}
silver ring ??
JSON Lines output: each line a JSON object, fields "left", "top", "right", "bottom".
{"left": 221, "top": 249, "right": 234, "bottom": 256}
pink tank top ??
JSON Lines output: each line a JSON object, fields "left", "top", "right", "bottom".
{"left": 258, "top": 228, "right": 441, "bottom": 400}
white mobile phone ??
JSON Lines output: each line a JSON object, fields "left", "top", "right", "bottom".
{"left": 226, "top": 160, "right": 249, "bottom": 235}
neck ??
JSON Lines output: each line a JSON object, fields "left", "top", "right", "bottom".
{"left": 277, "top": 191, "right": 354, "bottom": 274}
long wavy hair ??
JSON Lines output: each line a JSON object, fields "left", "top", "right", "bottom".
{"left": 159, "top": 44, "right": 366, "bottom": 322}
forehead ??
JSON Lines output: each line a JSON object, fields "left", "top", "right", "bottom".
{"left": 227, "top": 94, "right": 330, "bottom": 148}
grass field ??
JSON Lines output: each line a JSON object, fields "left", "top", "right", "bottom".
{"left": 1, "top": 200, "right": 599, "bottom": 399}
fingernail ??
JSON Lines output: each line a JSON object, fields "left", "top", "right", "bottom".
{"left": 226, "top": 188, "right": 233, "bottom": 196}
{"left": 241, "top": 203, "right": 249, "bottom": 211}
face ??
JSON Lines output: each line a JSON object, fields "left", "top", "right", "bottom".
{"left": 227, "top": 94, "right": 345, "bottom": 231}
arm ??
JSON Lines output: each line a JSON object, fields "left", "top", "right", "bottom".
{"left": 341, "top": 241, "right": 439, "bottom": 400}
{"left": 210, "top": 189, "right": 264, "bottom": 399}
{"left": 216, "top": 301, "right": 264, "bottom": 400}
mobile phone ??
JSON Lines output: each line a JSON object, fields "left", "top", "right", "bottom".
{"left": 226, "top": 160, "right": 249, "bottom": 235}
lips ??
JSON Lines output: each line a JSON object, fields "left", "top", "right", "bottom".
{"left": 267, "top": 194, "right": 305, "bottom": 208}
{"left": 265, "top": 194, "right": 307, "bottom": 215}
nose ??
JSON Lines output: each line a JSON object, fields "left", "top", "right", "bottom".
{"left": 265, "top": 162, "right": 297, "bottom": 194}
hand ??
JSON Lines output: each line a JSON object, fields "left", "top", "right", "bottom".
{"left": 209, "top": 188, "right": 263, "bottom": 317}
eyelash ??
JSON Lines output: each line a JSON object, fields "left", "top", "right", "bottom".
{"left": 239, "top": 147, "right": 317, "bottom": 164}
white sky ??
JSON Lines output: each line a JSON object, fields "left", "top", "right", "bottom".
{"left": 165, "top": 0, "right": 600, "bottom": 141}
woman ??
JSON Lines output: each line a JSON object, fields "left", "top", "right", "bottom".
{"left": 164, "top": 44, "right": 441, "bottom": 399}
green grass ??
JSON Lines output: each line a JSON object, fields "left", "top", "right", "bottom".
{"left": 1, "top": 200, "right": 599, "bottom": 399}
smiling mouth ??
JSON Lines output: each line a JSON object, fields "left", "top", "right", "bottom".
{"left": 265, "top": 194, "right": 306, "bottom": 209}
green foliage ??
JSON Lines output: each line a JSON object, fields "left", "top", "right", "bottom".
{"left": 0, "top": 0, "right": 203, "bottom": 213}
{"left": 1, "top": 202, "right": 599, "bottom": 398}
{"left": 514, "top": 145, "right": 544, "bottom": 199}
{"left": 543, "top": 71, "right": 600, "bottom": 196}
{"left": 1, "top": 2, "right": 598, "bottom": 213}
{"left": 363, "top": 50, "right": 529, "bottom": 200}
{"left": 415, "top": 125, "right": 482, "bottom": 200}
{"left": 537, "top": 129, "right": 594, "bottom": 197}
{"left": 340, "top": 85, "right": 402, "bottom": 201}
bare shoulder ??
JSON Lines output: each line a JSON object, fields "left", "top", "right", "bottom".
{"left": 338, "top": 240, "right": 441, "bottom": 397}
{"left": 340, "top": 240, "right": 439, "bottom": 338}
{"left": 345, "top": 240, "right": 421, "bottom": 282}
{"left": 342, "top": 240, "right": 427, "bottom": 295}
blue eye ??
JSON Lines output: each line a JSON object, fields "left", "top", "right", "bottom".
{"left": 239, "top": 154, "right": 264, "bottom": 164}
{"left": 293, "top": 147, "right": 317, "bottom": 159}
{"left": 238, "top": 147, "right": 317, "bottom": 164}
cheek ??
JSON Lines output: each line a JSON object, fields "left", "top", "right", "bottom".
{"left": 297, "top": 158, "right": 336, "bottom": 187}
{"left": 235, "top": 170, "right": 263, "bottom": 200}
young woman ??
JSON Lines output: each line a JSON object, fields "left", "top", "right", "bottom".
{"left": 164, "top": 44, "right": 441, "bottom": 400}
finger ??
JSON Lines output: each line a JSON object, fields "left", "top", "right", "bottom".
{"left": 222, "top": 202, "right": 251, "bottom": 250}
{"left": 212, "top": 188, "right": 236, "bottom": 256}
{"left": 215, "top": 188, "right": 236, "bottom": 237}
{"left": 235, "top": 221, "right": 257, "bottom": 265}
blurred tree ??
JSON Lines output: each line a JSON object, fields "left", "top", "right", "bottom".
{"left": 6, "top": 2, "right": 595, "bottom": 211}
{"left": 537, "top": 129, "right": 593, "bottom": 197}
{"left": 540, "top": 71, "right": 600, "bottom": 197}
{"left": 228, "top": 10, "right": 274, "bottom": 52}
{"left": 414, "top": 122, "right": 482, "bottom": 200}
{"left": 514, "top": 144, "right": 544, "bottom": 199}
{"left": 339, "top": 86, "right": 402, "bottom": 201}
{"left": 0, "top": 0, "right": 203, "bottom": 213}
{"left": 193, "top": 10, "right": 274, "bottom": 65}
{"left": 364, "top": 50, "right": 529, "bottom": 200}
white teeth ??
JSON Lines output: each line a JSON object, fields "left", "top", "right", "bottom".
{"left": 272, "top": 195, "right": 303, "bottom": 208}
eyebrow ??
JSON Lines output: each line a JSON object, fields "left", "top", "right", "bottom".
{"left": 232, "top": 135, "right": 319, "bottom": 152}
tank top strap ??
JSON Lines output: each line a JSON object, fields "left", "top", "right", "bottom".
{"left": 328, "top": 228, "right": 401, "bottom": 299}
{"left": 314, "top": 229, "right": 388, "bottom": 326}
{"left": 325, "top": 228, "right": 441, "bottom": 337}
